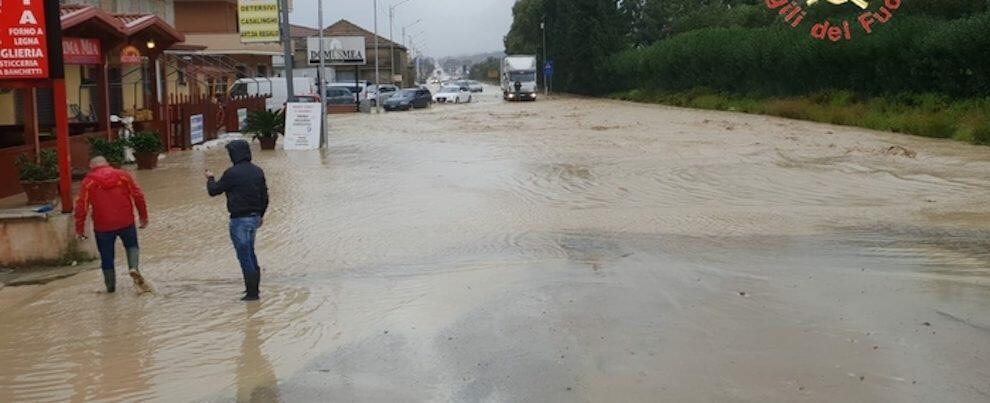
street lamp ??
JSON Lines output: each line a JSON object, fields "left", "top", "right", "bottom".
{"left": 541, "top": 16, "right": 548, "bottom": 96}
{"left": 374, "top": 0, "right": 381, "bottom": 113}
{"left": 389, "top": 0, "right": 414, "bottom": 80}
{"left": 401, "top": 19, "right": 422, "bottom": 50}
{"left": 401, "top": 20, "right": 422, "bottom": 86}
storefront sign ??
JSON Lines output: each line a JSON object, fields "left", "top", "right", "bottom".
{"left": 238, "top": 0, "right": 281, "bottom": 43}
{"left": 283, "top": 102, "right": 322, "bottom": 150}
{"left": 0, "top": 0, "right": 50, "bottom": 80}
{"left": 63, "top": 38, "right": 101, "bottom": 65}
{"left": 190, "top": 114, "right": 205, "bottom": 145}
{"left": 120, "top": 45, "right": 142, "bottom": 64}
{"left": 307, "top": 36, "right": 366, "bottom": 66}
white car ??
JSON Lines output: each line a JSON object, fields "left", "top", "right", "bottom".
{"left": 368, "top": 84, "right": 399, "bottom": 105}
{"left": 467, "top": 80, "right": 484, "bottom": 93}
{"left": 433, "top": 85, "right": 472, "bottom": 104}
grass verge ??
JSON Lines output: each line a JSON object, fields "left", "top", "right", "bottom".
{"left": 610, "top": 89, "right": 990, "bottom": 146}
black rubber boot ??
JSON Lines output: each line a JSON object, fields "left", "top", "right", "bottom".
{"left": 241, "top": 272, "right": 260, "bottom": 301}
{"left": 102, "top": 269, "right": 116, "bottom": 293}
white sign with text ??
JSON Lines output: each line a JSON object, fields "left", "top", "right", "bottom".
{"left": 283, "top": 102, "right": 322, "bottom": 150}
{"left": 190, "top": 114, "right": 205, "bottom": 145}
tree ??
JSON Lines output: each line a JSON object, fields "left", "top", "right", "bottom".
{"left": 505, "top": 0, "right": 627, "bottom": 95}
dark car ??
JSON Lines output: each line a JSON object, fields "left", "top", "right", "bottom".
{"left": 383, "top": 88, "right": 432, "bottom": 111}
{"left": 325, "top": 87, "right": 355, "bottom": 105}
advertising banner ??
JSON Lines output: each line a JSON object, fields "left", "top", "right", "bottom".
{"left": 283, "top": 102, "right": 322, "bottom": 150}
{"left": 0, "top": 0, "right": 50, "bottom": 80}
{"left": 238, "top": 0, "right": 281, "bottom": 43}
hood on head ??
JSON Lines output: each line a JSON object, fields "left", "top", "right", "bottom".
{"left": 226, "top": 140, "right": 252, "bottom": 164}
{"left": 87, "top": 165, "right": 124, "bottom": 189}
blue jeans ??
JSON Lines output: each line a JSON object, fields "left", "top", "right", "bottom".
{"left": 229, "top": 216, "right": 261, "bottom": 296}
{"left": 95, "top": 225, "right": 139, "bottom": 292}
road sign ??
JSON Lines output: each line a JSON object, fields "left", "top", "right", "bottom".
{"left": 0, "top": 0, "right": 50, "bottom": 80}
{"left": 544, "top": 60, "right": 554, "bottom": 78}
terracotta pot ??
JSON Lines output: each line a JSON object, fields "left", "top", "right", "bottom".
{"left": 21, "top": 179, "right": 59, "bottom": 205}
{"left": 258, "top": 137, "right": 277, "bottom": 150}
{"left": 134, "top": 152, "right": 159, "bottom": 170}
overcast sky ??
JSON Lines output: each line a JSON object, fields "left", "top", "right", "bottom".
{"left": 290, "top": 0, "right": 515, "bottom": 57}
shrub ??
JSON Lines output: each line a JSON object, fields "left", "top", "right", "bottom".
{"left": 15, "top": 149, "right": 59, "bottom": 182}
{"left": 88, "top": 138, "right": 127, "bottom": 167}
{"left": 130, "top": 132, "right": 163, "bottom": 154}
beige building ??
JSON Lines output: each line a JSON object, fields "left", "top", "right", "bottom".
{"left": 278, "top": 20, "right": 412, "bottom": 87}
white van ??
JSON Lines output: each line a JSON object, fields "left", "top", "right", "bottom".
{"left": 230, "top": 77, "right": 315, "bottom": 111}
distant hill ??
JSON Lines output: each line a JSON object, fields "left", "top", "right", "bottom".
{"left": 438, "top": 51, "right": 505, "bottom": 77}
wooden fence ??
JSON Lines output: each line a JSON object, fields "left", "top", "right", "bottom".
{"left": 163, "top": 94, "right": 266, "bottom": 150}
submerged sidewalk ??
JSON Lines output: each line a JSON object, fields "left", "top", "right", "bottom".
{"left": 0, "top": 260, "right": 99, "bottom": 290}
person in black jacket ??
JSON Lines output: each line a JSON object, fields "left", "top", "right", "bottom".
{"left": 205, "top": 140, "right": 269, "bottom": 301}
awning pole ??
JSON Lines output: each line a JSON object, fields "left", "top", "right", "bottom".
{"left": 44, "top": 0, "right": 73, "bottom": 212}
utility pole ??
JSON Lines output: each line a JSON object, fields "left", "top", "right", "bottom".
{"left": 374, "top": 0, "right": 381, "bottom": 113}
{"left": 542, "top": 17, "right": 548, "bottom": 96}
{"left": 389, "top": 0, "right": 413, "bottom": 83}
{"left": 279, "top": 0, "right": 295, "bottom": 101}
{"left": 318, "top": 0, "right": 328, "bottom": 147}
{"left": 401, "top": 19, "right": 421, "bottom": 86}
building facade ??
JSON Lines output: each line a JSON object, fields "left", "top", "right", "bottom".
{"left": 278, "top": 20, "right": 411, "bottom": 87}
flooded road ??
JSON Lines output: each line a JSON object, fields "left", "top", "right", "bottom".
{"left": 2, "top": 87, "right": 989, "bottom": 402}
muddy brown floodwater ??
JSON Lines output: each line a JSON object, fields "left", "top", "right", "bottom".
{"left": 2, "top": 86, "right": 989, "bottom": 402}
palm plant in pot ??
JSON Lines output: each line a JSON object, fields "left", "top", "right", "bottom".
{"left": 131, "top": 131, "right": 163, "bottom": 170}
{"left": 15, "top": 149, "right": 59, "bottom": 205}
{"left": 244, "top": 109, "right": 284, "bottom": 150}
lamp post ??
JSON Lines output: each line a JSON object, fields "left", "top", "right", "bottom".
{"left": 318, "top": 0, "right": 328, "bottom": 147}
{"left": 278, "top": 0, "right": 295, "bottom": 101}
{"left": 374, "top": 0, "right": 381, "bottom": 113}
{"left": 389, "top": 0, "right": 413, "bottom": 81}
{"left": 401, "top": 19, "right": 422, "bottom": 85}
{"left": 541, "top": 17, "right": 548, "bottom": 96}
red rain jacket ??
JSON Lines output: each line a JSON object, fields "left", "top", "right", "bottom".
{"left": 74, "top": 166, "right": 148, "bottom": 235}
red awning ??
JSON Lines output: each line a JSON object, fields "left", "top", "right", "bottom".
{"left": 58, "top": 5, "right": 184, "bottom": 48}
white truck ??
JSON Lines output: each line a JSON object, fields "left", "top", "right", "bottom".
{"left": 501, "top": 55, "right": 538, "bottom": 101}
{"left": 230, "top": 77, "right": 315, "bottom": 111}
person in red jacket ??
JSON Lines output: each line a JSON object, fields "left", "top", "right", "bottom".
{"left": 74, "top": 156, "right": 150, "bottom": 293}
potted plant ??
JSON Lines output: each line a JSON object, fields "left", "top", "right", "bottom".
{"left": 88, "top": 137, "right": 127, "bottom": 168}
{"left": 244, "top": 109, "right": 284, "bottom": 150}
{"left": 15, "top": 149, "right": 59, "bottom": 205}
{"left": 131, "top": 132, "right": 163, "bottom": 170}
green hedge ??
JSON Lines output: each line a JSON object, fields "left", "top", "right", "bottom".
{"left": 609, "top": 13, "right": 990, "bottom": 98}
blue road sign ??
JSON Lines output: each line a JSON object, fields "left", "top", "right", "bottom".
{"left": 544, "top": 60, "right": 554, "bottom": 78}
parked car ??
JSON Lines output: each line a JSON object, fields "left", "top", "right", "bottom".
{"left": 433, "top": 85, "right": 472, "bottom": 104}
{"left": 368, "top": 84, "right": 399, "bottom": 105}
{"left": 327, "top": 82, "right": 368, "bottom": 103}
{"left": 384, "top": 88, "right": 432, "bottom": 111}
{"left": 467, "top": 80, "right": 484, "bottom": 93}
{"left": 325, "top": 87, "right": 355, "bottom": 105}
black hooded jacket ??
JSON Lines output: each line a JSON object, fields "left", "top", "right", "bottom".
{"left": 207, "top": 140, "right": 269, "bottom": 218}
